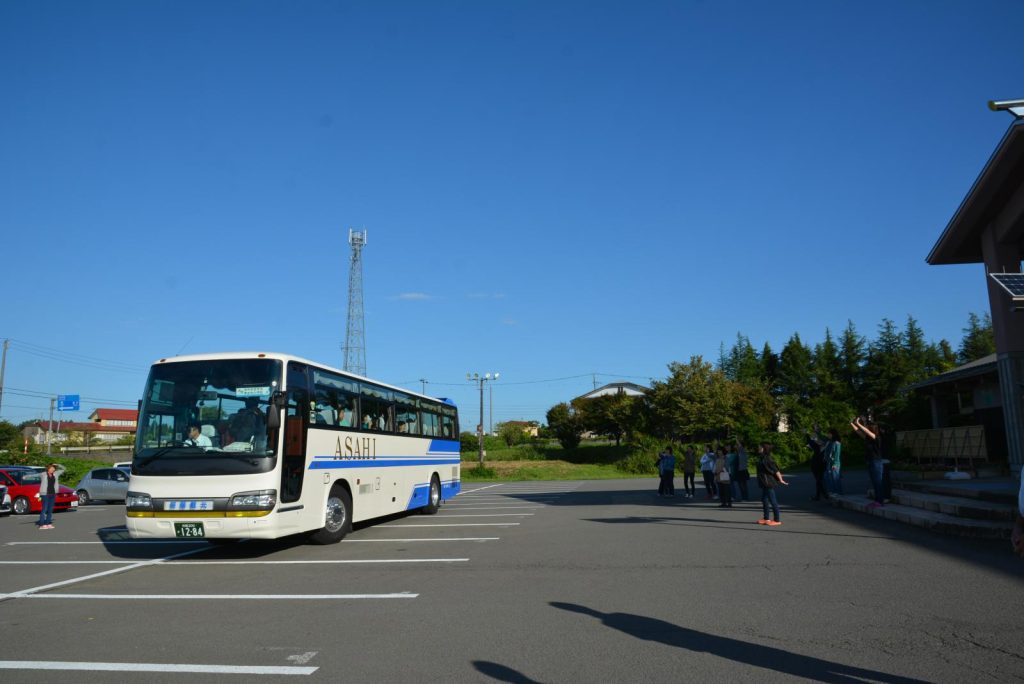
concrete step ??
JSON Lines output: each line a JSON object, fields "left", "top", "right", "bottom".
{"left": 889, "top": 489, "right": 1016, "bottom": 521}
{"left": 895, "top": 479, "right": 1017, "bottom": 505}
{"left": 830, "top": 494, "right": 1013, "bottom": 539}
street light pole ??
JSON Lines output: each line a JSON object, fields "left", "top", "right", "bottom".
{"left": 467, "top": 372, "right": 499, "bottom": 466}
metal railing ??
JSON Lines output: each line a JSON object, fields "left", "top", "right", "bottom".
{"left": 894, "top": 426, "right": 988, "bottom": 471}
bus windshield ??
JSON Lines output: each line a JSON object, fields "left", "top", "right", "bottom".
{"left": 134, "top": 358, "right": 282, "bottom": 476}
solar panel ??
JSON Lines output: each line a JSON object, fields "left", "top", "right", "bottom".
{"left": 989, "top": 273, "right": 1024, "bottom": 298}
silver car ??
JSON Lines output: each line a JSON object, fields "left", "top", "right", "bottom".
{"left": 0, "top": 484, "right": 10, "bottom": 515}
{"left": 74, "top": 467, "right": 130, "bottom": 505}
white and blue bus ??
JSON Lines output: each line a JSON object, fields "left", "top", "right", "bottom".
{"left": 126, "top": 352, "right": 461, "bottom": 544}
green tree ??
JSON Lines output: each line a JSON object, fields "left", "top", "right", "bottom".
{"left": 812, "top": 329, "right": 843, "bottom": 400}
{"left": 0, "top": 420, "right": 20, "bottom": 450}
{"left": 761, "top": 342, "right": 779, "bottom": 395}
{"left": 959, "top": 312, "right": 995, "bottom": 363}
{"left": 545, "top": 402, "right": 583, "bottom": 451}
{"left": 839, "top": 320, "right": 866, "bottom": 407}
{"left": 573, "top": 393, "right": 639, "bottom": 446}
{"left": 496, "top": 422, "right": 527, "bottom": 447}
{"left": 722, "top": 333, "right": 763, "bottom": 386}
{"left": 862, "top": 318, "right": 906, "bottom": 419}
{"left": 777, "top": 333, "right": 814, "bottom": 403}
{"left": 648, "top": 356, "right": 734, "bottom": 441}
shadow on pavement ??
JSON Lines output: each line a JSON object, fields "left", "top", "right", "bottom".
{"left": 494, "top": 476, "right": 1024, "bottom": 580}
{"left": 551, "top": 601, "right": 929, "bottom": 684}
{"left": 473, "top": 660, "right": 544, "bottom": 684}
{"left": 583, "top": 516, "right": 893, "bottom": 540}
{"left": 95, "top": 525, "right": 309, "bottom": 559}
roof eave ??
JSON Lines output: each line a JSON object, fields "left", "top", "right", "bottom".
{"left": 927, "top": 119, "right": 1024, "bottom": 266}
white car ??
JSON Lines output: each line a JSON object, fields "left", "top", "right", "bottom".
{"left": 1, "top": 484, "right": 11, "bottom": 515}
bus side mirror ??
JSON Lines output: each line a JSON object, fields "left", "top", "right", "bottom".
{"left": 266, "top": 391, "right": 285, "bottom": 430}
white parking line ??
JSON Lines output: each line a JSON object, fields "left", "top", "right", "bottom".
{"left": 8, "top": 593, "right": 417, "bottom": 600}
{"left": 6, "top": 541, "right": 204, "bottom": 546}
{"left": 0, "top": 558, "right": 468, "bottom": 566}
{"left": 461, "top": 483, "right": 504, "bottom": 491}
{"left": 446, "top": 501, "right": 548, "bottom": 507}
{"left": 0, "top": 661, "right": 316, "bottom": 675}
{"left": 1, "top": 545, "right": 209, "bottom": 601}
{"left": 436, "top": 513, "right": 534, "bottom": 517}
{"left": 343, "top": 537, "right": 499, "bottom": 542}
{"left": 384, "top": 523, "right": 520, "bottom": 527}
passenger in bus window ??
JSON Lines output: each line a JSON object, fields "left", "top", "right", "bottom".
{"left": 316, "top": 397, "right": 337, "bottom": 426}
{"left": 338, "top": 402, "right": 351, "bottom": 427}
{"left": 228, "top": 398, "right": 265, "bottom": 443}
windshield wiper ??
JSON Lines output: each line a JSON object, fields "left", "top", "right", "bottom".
{"left": 137, "top": 444, "right": 199, "bottom": 468}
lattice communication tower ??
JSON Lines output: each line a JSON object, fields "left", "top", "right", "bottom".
{"left": 343, "top": 229, "right": 367, "bottom": 376}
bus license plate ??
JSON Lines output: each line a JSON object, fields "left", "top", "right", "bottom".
{"left": 174, "top": 522, "right": 205, "bottom": 538}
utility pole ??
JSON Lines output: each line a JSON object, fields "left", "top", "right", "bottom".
{"left": 0, "top": 338, "right": 9, "bottom": 418}
{"left": 467, "top": 372, "right": 499, "bottom": 466}
{"left": 47, "top": 397, "right": 55, "bottom": 456}
{"left": 489, "top": 383, "right": 494, "bottom": 434}
{"left": 419, "top": 378, "right": 428, "bottom": 395}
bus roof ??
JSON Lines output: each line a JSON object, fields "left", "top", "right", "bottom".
{"left": 151, "top": 352, "right": 453, "bottom": 406}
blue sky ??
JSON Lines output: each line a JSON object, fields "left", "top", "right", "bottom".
{"left": 1, "top": 0, "right": 1022, "bottom": 428}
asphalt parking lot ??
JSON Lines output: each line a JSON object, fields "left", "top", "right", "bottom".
{"left": 0, "top": 477, "right": 1022, "bottom": 683}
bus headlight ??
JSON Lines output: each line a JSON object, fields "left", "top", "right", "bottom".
{"left": 228, "top": 489, "right": 277, "bottom": 511}
{"left": 125, "top": 491, "right": 153, "bottom": 511}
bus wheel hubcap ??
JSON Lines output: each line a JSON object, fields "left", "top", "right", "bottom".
{"left": 325, "top": 496, "right": 347, "bottom": 532}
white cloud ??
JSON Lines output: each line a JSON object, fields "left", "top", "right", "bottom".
{"left": 393, "top": 292, "right": 433, "bottom": 301}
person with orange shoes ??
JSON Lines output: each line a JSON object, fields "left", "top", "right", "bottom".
{"left": 755, "top": 443, "right": 788, "bottom": 526}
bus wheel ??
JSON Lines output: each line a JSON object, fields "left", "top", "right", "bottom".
{"left": 421, "top": 475, "right": 441, "bottom": 515}
{"left": 309, "top": 485, "right": 352, "bottom": 545}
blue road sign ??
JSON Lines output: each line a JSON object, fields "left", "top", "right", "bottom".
{"left": 57, "top": 394, "right": 80, "bottom": 411}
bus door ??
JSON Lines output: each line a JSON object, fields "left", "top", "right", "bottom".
{"left": 282, "top": 362, "right": 311, "bottom": 504}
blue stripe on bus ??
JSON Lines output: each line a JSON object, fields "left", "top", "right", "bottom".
{"left": 308, "top": 458, "right": 461, "bottom": 470}
{"left": 406, "top": 479, "right": 463, "bottom": 510}
{"left": 428, "top": 439, "right": 460, "bottom": 454}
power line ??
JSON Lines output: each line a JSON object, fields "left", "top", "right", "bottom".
{"left": 7, "top": 339, "right": 148, "bottom": 374}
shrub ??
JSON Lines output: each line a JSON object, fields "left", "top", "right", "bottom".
{"left": 460, "top": 432, "right": 479, "bottom": 453}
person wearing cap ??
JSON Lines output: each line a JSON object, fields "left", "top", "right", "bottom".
{"left": 35, "top": 463, "right": 65, "bottom": 529}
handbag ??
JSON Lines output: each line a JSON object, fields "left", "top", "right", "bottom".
{"left": 718, "top": 469, "right": 731, "bottom": 484}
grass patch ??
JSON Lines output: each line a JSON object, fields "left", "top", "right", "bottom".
{"left": 462, "top": 460, "right": 651, "bottom": 481}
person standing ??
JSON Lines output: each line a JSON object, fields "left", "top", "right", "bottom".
{"left": 850, "top": 417, "right": 883, "bottom": 508}
{"left": 823, "top": 428, "right": 843, "bottom": 497}
{"left": 700, "top": 445, "right": 717, "bottom": 499}
{"left": 734, "top": 440, "right": 751, "bottom": 502}
{"left": 35, "top": 463, "right": 64, "bottom": 529}
{"left": 807, "top": 430, "right": 827, "bottom": 501}
{"left": 714, "top": 446, "right": 733, "bottom": 508}
{"left": 682, "top": 446, "right": 697, "bottom": 498}
{"left": 756, "top": 443, "right": 788, "bottom": 526}
{"left": 657, "top": 446, "right": 676, "bottom": 497}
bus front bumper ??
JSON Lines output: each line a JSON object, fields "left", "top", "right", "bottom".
{"left": 126, "top": 514, "right": 278, "bottom": 540}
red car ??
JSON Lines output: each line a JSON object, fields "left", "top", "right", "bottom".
{"left": 0, "top": 468, "right": 79, "bottom": 515}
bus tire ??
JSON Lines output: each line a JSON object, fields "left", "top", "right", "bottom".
{"left": 421, "top": 474, "right": 441, "bottom": 515}
{"left": 309, "top": 485, "right": 352, "bottom": 545}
